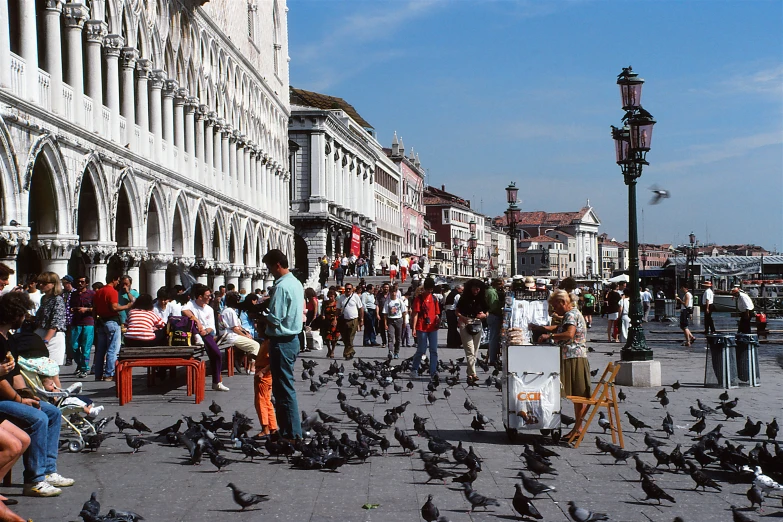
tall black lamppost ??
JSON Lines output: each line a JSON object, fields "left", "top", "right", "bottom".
{"left": 452, "top": 237, "right": 460, "bottom": 276}
{"left": 687, "top": 232, "right": 697, "bottom": 291}
{"left": 504, "top": 182, "right": 521, "bottom": 277}
{"left": 469, "top": 219, "right": 477, "bottom": 278}
{"left": 612, "top": 66, "right": 657, "bottom": 362}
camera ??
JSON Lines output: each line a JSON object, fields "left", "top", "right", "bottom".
{"left": 424, "top": 317, "right": 431, "bottom": 326}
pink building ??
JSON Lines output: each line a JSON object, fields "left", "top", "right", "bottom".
{"left": 386, "top": 135, "right": 426, "bottom": 256}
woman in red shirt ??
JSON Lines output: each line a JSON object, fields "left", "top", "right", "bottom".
{"left": 124, "top": 294, "right": 166, "bottom": 347}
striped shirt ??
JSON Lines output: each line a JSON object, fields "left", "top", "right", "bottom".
{"left": 125, "top": 309, "right": 165, "bottom": 341}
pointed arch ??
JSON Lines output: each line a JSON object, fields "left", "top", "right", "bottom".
{"left": 145, "top": 183, "right": 168, "bottom": 253}
{"left": 211, "top": 207, "right": 229, "bottom": 262}
{"left": 228, "top": 213, "right": 243, "bottom": 264}
{"left": 171, "top": 191, "right": 191, "bottom": 257}
{"left": 193, "top": 199, "right": 210, "bottom": 259}
{"left": 24, "top": 134, "right": 71, "bottom": 235}
{"left": 77, "top": 154, "right": 112, "bottom": 242}
{"left": 0, "top": 115, "right": 22, "bottom": 226}
{"left": 114, "top": 168, "right": 143, "bottom": 246}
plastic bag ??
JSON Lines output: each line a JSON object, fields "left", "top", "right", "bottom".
{"left": 509, "top": 373, "right": 556, "bottom": 429}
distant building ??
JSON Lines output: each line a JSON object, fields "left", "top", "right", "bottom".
{"left": 387, "top": 133, "right": 426, "bottom": 257}
{"left": 374, "top": 148, "right": 403, "bottom": 264}
{"left": 518, "top": 235, "right": 570, "bottom": 279}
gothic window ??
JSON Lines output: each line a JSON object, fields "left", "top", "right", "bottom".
{"left": 272, "top": 1, "right": 282, "bottom": 76}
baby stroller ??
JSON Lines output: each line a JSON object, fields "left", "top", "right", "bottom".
{"left": 19, "top": 368, "right": 99, "bottom": 453}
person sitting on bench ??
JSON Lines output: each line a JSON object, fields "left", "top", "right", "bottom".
{"left": 124, "top": 294, "right": 166, "bottom": 347}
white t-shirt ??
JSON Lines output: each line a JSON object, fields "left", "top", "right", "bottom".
{"left": 338, "top": 293, "right": 363, "bottom": 320}
{"left": 400, "top": 258, "right": 409, "bottom": 269}
{"left": 703, "top": 288, "right": 714, "bottom": 305}
{"left": 641, "top": 290, "right": 652, "bottom": 303}
{"left": 27, "top": 290, "right": 42, "bottom": 315}
{"left": 219, "top": 307, "right": 243, "bottom": 344}
{"left": 384, "top": 297, "right": 406, "bottom": 320}
{"left": 183, "top": 299, "right": 216, "bottom": 343}
{"left": 389, "top": 264, "right": 399, "bottom": 273}
{"left": 736, "top": 291, "right": 754, "bottom": 312}
{"left": 401, "top": 296, "right": 410, "bottom": 324}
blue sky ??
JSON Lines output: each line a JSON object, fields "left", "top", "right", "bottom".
{"left": 287, "top": 0, "right": 783, "bottom": 250}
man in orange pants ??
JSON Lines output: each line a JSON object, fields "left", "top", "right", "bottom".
{"left": 254, "top": 340, "right": 278, "bottom": 436}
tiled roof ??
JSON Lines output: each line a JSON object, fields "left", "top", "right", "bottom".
{"left": 520, "top": 235, "right": 563, "bottom": 243}
{"left": 290, "top": 87, "right": 373, "bottom": 129}
{"left": 494, "top": 207, "right": 591, "bottom": 227}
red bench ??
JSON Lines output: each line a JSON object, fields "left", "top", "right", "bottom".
{"left": 115, "top": 347, "right": 206, "bottom": 405}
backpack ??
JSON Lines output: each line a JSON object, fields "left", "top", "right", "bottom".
{"left": 166, "top": 316, "right": 197, "bottom": 346}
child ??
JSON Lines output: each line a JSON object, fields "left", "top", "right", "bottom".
{"left": 40, "top": 376, "right": 104, "bottom": 418}
{"left": 253, "top": 340, "right": 277, "bottom": 437}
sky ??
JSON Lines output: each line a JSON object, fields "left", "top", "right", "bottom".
{"left": 287, "top": 0, "right": 783, "bottom": 250}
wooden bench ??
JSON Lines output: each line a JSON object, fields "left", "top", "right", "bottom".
{"left": 115, "top": 346, "right": 205, "bottom": 405}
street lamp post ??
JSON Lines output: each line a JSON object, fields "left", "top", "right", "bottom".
{"left": 688, "top": 232, "right": 697, "bottom": 291}
{"left": 452, "top": 236, "right": 460, "bottom": 276}
{"left": 469, "top": 219, "right": 477, "bottom": 278}
{"left": 505, "top": 182, "right": 520, "bottom": 277}
{"left": 612, "top": 66, "right": 657, "bottom": 363}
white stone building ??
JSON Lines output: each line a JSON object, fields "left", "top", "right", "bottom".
{"left": 288, "top": 87, "right": 378, "bottom": 283}
{"left": 0, "top": 0, "right": 293, "bottom": 292}
{"left": 374, "top": 151, "right": 403, "bottom": 264}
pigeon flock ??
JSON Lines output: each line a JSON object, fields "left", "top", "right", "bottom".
{"left": 64, "top": 347, "right": 783, "bottom": 521}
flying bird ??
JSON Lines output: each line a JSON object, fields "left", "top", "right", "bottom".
{"left": 649, "top": 185, "right": 670, "bottom": 205}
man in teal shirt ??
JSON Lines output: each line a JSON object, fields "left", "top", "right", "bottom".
{"left": 262, "top": 249, "right": 304, "bottom": 439}
{"left": 485, "top": 278, "right": 505, "bottom": 365}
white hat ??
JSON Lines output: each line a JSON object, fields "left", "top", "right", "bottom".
{"left": 536, "top": 279, "right": 547, "bottom": 285}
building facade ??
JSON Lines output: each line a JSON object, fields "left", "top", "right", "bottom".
{"left": 0, "top": 0, "right": 293, "bottom": 292}
{"left": 518, "top": 235, "right": 570, "bottom": 280}
{"left": 374, "top": 148, "right": 403, "bottom": 263}
{"left": 288, "top": 87, "right": 378, "bottom": 284}
{"left": 387, "top": 134, "right": 426, "bottom": 258}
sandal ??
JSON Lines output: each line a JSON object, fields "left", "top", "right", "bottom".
{"left": 681, "top": 341, "right": 691, "bottom": 346}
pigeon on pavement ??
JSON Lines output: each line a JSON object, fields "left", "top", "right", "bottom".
{"left": 567, "top": 501, "right": 609, "bottom": 522}
{"left": 512, "top": 484, "right": 543, "bottom": 519}
{"left": 227, "top": 482, "right": 269, "bottom": 510}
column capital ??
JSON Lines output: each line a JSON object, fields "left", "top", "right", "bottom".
{"left": 221, "top": 123, "right": 233, "bottom": 137}
{"left": 63, "top": 4, "right": 89, "bottom": 29}
{"left": 144, "top": 252, "right": 174, "bottom": 271}
{"left": 227, "top": 265, "right": 243, "bottom": 278}
{"left": 103, "top": 34, "right": 124, "bottom": 57}
{"left": 174, "top": 88, "right": 189, "bottom": 105}
{"left": 34, "top": 235, "right": 80, "bottom": 260}
{"left": 83, "top": 20, "right": 107, "bottom": 42}
{"left": 136, "top": 59, "right": 153, "bottom": 78}
{"left": 80, "top": 242, "right": 117, "bottom": 264}
{"left": 163, "top": 79, "right": 179, "bottom": 97}
{"left": 120, "top": 47, "right": 138, "bottom": 69}
{"left": 150, "top": 70, "right": 167, "bottom": 89}
{"left": 0, "top": 228, "right": 31, "bottom": 258}
{"left": 44, "top": 0, "right": 63, "bottom": 13}
{"left": 117, "top": 247, "right": 148, "bottom": 268}
{"left": 194, "top": 257, "right": 214, "bottom": 271}
{"left": 206, "top": 111, "right": 218, "bottom": 126}
{"left": 186, "top": 97, "right": 200, "bottom": 112}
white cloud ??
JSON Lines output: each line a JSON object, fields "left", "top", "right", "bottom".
{"left": 657, "top": 131, "right": 783, "bottom": 171}
{"left": 720, "top": 64, "right": 783, "bottom": 98}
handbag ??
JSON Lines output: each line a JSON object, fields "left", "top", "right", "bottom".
{"left": 466, "top": 321, "right": 483, "bottom": 335}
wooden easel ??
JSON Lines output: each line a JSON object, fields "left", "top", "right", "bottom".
{"left": 566, "top": 362, "right": 624, "bottom": 449}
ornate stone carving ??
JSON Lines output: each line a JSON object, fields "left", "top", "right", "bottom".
{"left": 80, "top": 242, "right": 117, "bottom": 264}
{"left": 144, "top": 252, "right": 174, "bottom": 271}
{"left": 213, "top": 262, "right": 230, "bottom": 274}
{"left": 63, "top": 5, "right": 89, "bottom": 29}
{"left": 186, "top": 97, "right": 200, "bottom": 112}
{"left": 163, "top": 79, "right": 179, "bottom": 97}
{"left": 84, "top": 20, "right": 108, "bottom": 43}
{"left": 135, "top": 59, "right": 153, "bottom": 79}
{"left": 194, "top": 257, "right": 214, "bottom": 270}
{"left": 116, "top": 247, "right": 148, "bottom": 268}
{"left": 103, "top": 35, "right": 125, "bottom": 58}
{"left": 324, "top": 140, "right": 331, "bottom": 156}
{"left": 227, "top": 265, "right": 243, "bottom": 278}
{"left": 174, "top": 88, "right": 189, "bottom": 105}
{"left": 0, "top": 228, "right": 31, "bottom": 258}
{"left": 120, "top": 47, "right": 138, "bottom": 70}
{"left": 150, "top": 70, "right": 167, "bottom": 89}
{"left": 175, "top": 256, "right": 196, "bottom": 267}
{"left": 44, "top": 0, "right": 63, "bottom": 13}
{"left": 34, "top": 235, "right": 80, "bottom": 260}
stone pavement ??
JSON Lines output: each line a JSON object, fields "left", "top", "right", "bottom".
{"left": 10, "top": 313, "right": 783, "bottom": 522}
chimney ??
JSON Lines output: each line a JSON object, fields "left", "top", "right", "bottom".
{"left": 441, "top": 184, "right": 445, "bottom": 191}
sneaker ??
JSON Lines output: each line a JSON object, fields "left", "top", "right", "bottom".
{"left": 23, "top": 482, "right": 61, "bottom": 497}
{"left": 90, "top": 405, "right": 104, "bottom": 417}
{"left": 44, "top": 473, "right": 74, "bottom": 487}
{"left": 212, "top": 382, "right": 230, "bottom": 392}
{"left": 393, "top": 353, "right": 399, "bottom": 359}
{"left": 102, "top": 376, "right": 114, "bottom": 382}
{"left": 65, "top": 382, "right": 82, "bottom": 395}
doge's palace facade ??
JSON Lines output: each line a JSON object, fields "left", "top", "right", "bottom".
{"left": 0, "top": 0, "right": 292, "bottom": 293}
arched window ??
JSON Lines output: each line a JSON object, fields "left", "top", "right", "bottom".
{"left": 272, "top": 1, "right": 281, "bottom": 76}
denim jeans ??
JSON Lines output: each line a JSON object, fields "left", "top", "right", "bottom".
{"left": 93, "top": 319, "right": 122, "bottom": 378}
{"left": 71, "top": 325, "right": 94, "bottom": 372}
{"left": 412, "top": 330, "right": 439, "bottom": 376}
{"left": 0, "top": 400, "right": 60, "bottom": 484}
{"left": 269, "top": 335, "right": 302, "bottom": 439}
{"left": 487, "top": 314, "right": 502, "bottom": 365}
{"left": 363, "top": 310, "right": 377, "bottom": 345}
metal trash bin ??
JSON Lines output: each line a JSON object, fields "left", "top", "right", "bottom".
{"left": 704, "top": 334, "right": 738, "bottom": 389}
{"left": 735, "top": 333, "right": 760, "bottom": 387}
{"left": 654, "top": 299, "right": 676, "bottom": 320}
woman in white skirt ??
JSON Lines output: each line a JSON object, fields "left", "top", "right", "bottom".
{"left": 34, "top": 272, "right": 67, "bottom": 387}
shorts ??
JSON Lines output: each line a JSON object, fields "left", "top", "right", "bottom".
{"left": 607, "top": 312, "right": 619, "bottom": 320}
{"left": 583, "top": 306, "right": 595, "bottom": 315}
{"left": 679, "top": 309, "right": 691, "bottom": 329}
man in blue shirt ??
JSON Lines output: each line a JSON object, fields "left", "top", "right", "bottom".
{"left": 262, "top": 249, "right": 304, "bottom": 440}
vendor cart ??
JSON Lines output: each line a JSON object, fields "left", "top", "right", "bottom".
{"left": 503, "top": 343, "right": 562, "bottom": 443}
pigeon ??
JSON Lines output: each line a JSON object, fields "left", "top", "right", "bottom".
{"left": 617, "top": 389, "right": 626, "bottom": 402}
{"left": 718, "top": 390, "right": 730, "bottom": 403}
{"left": 309, "top": 380, "right": 321, "bottom": 393}
{"left": 641, "top": 475, "right": 676, "bottom": 504}
{"left": 452, "top": 441, "right": 468, "bottom": 464}
{"left": 686, "top": 461, "right": 721, "bottom": 491}
{"left": 649, "top": 186, "right": 670, "bottom": 205}
{"left": 379, "top": 436, "right": 390, "bottom": 455}
{"left": 753, "top": 465, "right": 783, "bottom": 493}
{"left": 767, "top": 418, "right": 779, "bottom": 440}
{"left": 131, "top": 417, "right": 152, "bottom": 434}
{"left": 690, "top": 406, "right": 706, "bottom": 419}
{"left": 737, "top": 419, "right": 763, "bottom": 439}
{"left": 82, "top": 492, "right": 100, "bottom": 516}
{"left": 662, "top": 414, "right": 675, "bottom": 438}
{"left": 443, "top": 388, "right": 451, "bottom": 399}
{"left": 609, "top": 445, "right": 633, "bottom": 464}
{"left": 106, "top": 509, "right": 144, "bottom": 521}
{"left": 633, "top": 455, "right": 661, "bottom": 478}
{"left": 208, "top": 451, "right": 235, "bottom": 472}
{"left": 688, "top": 417, "right": 706, "bottom": 436}
{"left": 560, "top": 413, "right": 576, "bottom": 427}
{"left": 470, "top": 416, "right": 485, "bottom": 432}
{"left": 652, "top": 446, "right": 671, "bottom": 469}
{"left": 519, "top": 471, "right": 555, "bottom": 496}
{"left": 659, "top": 394, "right": 669, "bottom": 409}
{"left": 747, "top": 484, "right": 764, "bottom": 509}
{"left": 154, "top": 419, "right": 182, "bottom": 437}
{"left": 115, "top": 413, "right": 134, "bottom": 433}
{"left": 209, "top": 400, "right": 222, "bottom": 416}
{"left": 421, "top": 494, "right": 439, "bottom": 522}
{"left": 597, "top": 412, "right": 611, "bottom": 434}
{"left": 655, "top": 388, "right": 668, "bottom": 399}
{"left": 696, "top": 399, "right": 715, "bottom": 414}
{"left": 464, "top": 398, "right": 477, "bottom": 412}
{"left": 644, "top": 432, "right": 667, "bottom": 450}
{"left": 424, "top": 462, "right": 455, "bottom": 484}
{"left": 462, "top": 483, "right": 500, "bottom": 512}
{"left": 523, "top": 453, "right": 557, "bottom": 477}
{"left": 594, "top": 437, "right": 618, "bottom": 455}
{"left": 427, "top": 391, "right": 437, "bottom": 404}
{"left": 731, "top": 505, "right": 756, "bottom": 522}
{"left": 407, "top": 380, "right": 414, "bottom": 391}
{"left": 512, "top": 484, "right": 543, "bottom": 519}
{"left": 567, "top": 501, "right": 609, "bottom": 522}
{"left": 453, "top": 467, "right": 478, "bottom": 485}
{"left": 227, "top": 482, "right": 269, "bottom": 510}
{"left": 124, "top": 433, "right": 151, "bottom": 453}
{"left": 316, "top": 409, "right": 340, "bottom": 424}
{"left": 625, "top": 412, "right": 652, "bottom": 432}
{"left": 671, "top": 380, "right": 681, "bottom": 391}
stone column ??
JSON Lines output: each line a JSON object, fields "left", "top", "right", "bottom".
{"left": 174, "top": 89, "right": 187, "bottom": 174}
{"left": 228, "top": 131, "right": 238, "bottom": 200}
{"left": 226, "top": 266, "right": 242, "bottom": 289}
{"left": 19, "top": 0, "right": 38, "bottom": 102}
{"left": 144, "top": 253, "right": 173, "bottom": 295}
{"left": 251, "top": 270, "right": 265, "bottom": 293}
{"left": 212, "top": 263, "right": 227, "bottom": 290}
{"left": 81, "top": 242, "right": 116, "bottom": 287}
{"left": 103, "top": 34, "right": 124, "bottom": 142}
{"left": 44, "top": 0, "right": 64, "bottom": 113}
{"left": 221, "top": 125, "right": 231, "bottom": 189}
{"left": 120, "top": 47, "right": 137, "bottom": 142}
{"left": 34, "top": 235, "right": 80, "bottom": 276}
{"left": 204, "top": 111, "right": 215, "bottom": 188}
{"left": 248, "top": 148, "right": 257, "bottom": 208}
{"left": 135, "top": 59, "right": 151, "bottom": 155}
{"left": 239, "top": 270, "right": 253, "bottom": 294}
{"left": 149, "top": 70, "right": 165, "bottom": 163}
{"left": 0, "top": 0, "right": 10, "bottom": 90}
{"left": 84, "top": 20, "right": 107, "bottom": 132}
{"left": 194, "top": 104, "right": 206, "bottom": 175}
{"left": 237, "top": 135, "right": 247, "bottom": 201}
{"left": 193, "top": 259, "right": 212, "bottom": 286}
{"left": 117, "top": 248, "right": 147, "bottom": 289}
{"left": 185, "top": 97, "right": 198, "bottom": 172}
{"left": 243, "top": 145, "right": 252, "bottom": 207}
{"left": 162, "top": 79, "right": 177, "bottom": 168}
{"left": 63, "top": 4, "right": 87, "bottom": 125}
{"left": 0, "top": 229, "right": 31, "bottom": 287}
{"left": 212, "top": 118, "right": 223, "bottom": 180}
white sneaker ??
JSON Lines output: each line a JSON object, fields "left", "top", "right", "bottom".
{"left": 24, "top": 481, "right": 61, "bottom": 497}
{"left": 212, "top": 382, "right": 230, "bottom": 392}
{"left": 65, "top": 382, "right": 83, "bottom": 395}
{"left": 89, "top": 405, "right": 104, "bottom": 417}
{"left": 44, "top": 473, "right": 74, "bottom": 487}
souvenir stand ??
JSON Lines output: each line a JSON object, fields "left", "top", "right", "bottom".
{"left": 502, "top": 288, "right": 562, "bottom": 442}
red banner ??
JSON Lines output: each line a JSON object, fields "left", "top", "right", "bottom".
{"left": 350, "top": 225, "right": 361, "bottom": 256}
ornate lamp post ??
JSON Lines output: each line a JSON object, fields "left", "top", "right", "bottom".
{"left": 612, "top": 66, "right": 657, "bottom": 362}
{"left": 504, "top": 182, "right": 521, "bottom": 277}
{"left": 452, "top": 236, "right": 460, "bottom": 276}
{"left": 469, "top": 219, "right": 477, "bottom": 278}
{"left": 688, "top": 232, "right": 697, "bottom": 291}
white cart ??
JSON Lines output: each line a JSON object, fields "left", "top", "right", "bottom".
{"left": 503, "top": 344, "right": 562, "bottom": 443}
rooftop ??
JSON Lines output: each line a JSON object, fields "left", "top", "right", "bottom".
{"left": 289, "top": 87, "right": 373, "bottom": 129}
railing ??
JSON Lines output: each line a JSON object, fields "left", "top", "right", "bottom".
{"left": 102, "top": 106, "right": 111, "bottom": 137}
{"left": 134, "top": 125, "right": 142, "bottom": 152}
{"left": 119, "top": 116, "right": 127, "bottom": 146}
{"left": 37, "top": 70, "right": 51, "bottom": 112}
{"left": 9, "top": 54, "right": 24, "bottom": 98}
{"left": 83, "top": 95, "right": 94, "bottom": 132}
{"left": 62, "top": 84, "right": 73, "bottom": 121}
